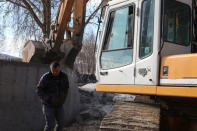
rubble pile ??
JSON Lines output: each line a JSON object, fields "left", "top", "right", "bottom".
{"left": 63, "top": 84, "right": 135, "bottom": 131}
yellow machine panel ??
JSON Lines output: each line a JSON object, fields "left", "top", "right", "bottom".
{"left": 160, "top": 53, "right": 197, "bottom": 79}
{"left": 157, "top": 86, "right": 197, "bottom": 98}
{"left": 96, "top": 85, "right": 157, "bottom": 95}
{"left": 96, "top": 85, "right": 197, "bottom": 98}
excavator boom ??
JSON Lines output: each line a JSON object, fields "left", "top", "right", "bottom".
{"left": 46, "top": 0, "right": 86, "bottom": 52}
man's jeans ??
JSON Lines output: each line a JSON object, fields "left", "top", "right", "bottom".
{"left": 42, "top": 105, "right": 65, "bottom": 131}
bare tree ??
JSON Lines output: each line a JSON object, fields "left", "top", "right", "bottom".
{"left": 0, "top": 39, "right": 4, "bottom": 52}
{"left": 0, "top": 0, "right": 106, "bottom": 69}
{"left": 74, "top": 31, "right": 96, "bottom": 74}
{"left": 0, "top": 25, "right": 6, "bottom": 52}
{"left": 0, "top": 0, "right": 60, "bottom": 40}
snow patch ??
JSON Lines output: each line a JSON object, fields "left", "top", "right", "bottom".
{"left": 113, "top": 94, "right": 135, "bottom": 102}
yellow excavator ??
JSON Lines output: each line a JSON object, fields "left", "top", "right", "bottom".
{"left": 95, "top": 0, "right": 197, "bottom": 130}
{"left": 96, "top": 0, "right": 197, "bottom": 101}
{"left": 47, "top": 0, "right": 197, "bottom": 130}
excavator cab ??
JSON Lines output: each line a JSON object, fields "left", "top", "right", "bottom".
{"left": 97, "top": 0, "right": 159, "bottom": 87}
{"left": 96, "top": 0, "right": 197, "bottom": 97}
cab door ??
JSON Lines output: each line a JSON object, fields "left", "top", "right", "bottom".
{"left": 97, "top": 0, "right": 138, "bottom": 85}
{"left": 134, "top": 0, "right": 161, "bottom": 85}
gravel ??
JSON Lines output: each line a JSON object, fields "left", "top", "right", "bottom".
{"left": 63, "top": 83, "right": 135, "bottom": 130}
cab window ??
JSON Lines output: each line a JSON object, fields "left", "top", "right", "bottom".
{"left": 164, "top": 0, "right": 191, "bottom": 46}
{"left": 101, "top": 6, "right": 135, "bottom": 70}
{"left": 139, "top": 0, "right": 154, "bottom": 58}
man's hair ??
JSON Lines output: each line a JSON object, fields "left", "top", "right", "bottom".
{"left": 50, "top": 61, "right": 60, "bottom": 69}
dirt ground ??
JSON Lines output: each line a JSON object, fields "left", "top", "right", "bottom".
{"left": 62, "top": 84, "right": 108, "bottom": 131}
{"left": 63, "top": 120, "right": 101, "bottom": 131}
{"left": 62, "top": 84, "right": 135, "bottom": 131}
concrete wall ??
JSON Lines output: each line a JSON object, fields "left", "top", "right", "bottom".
{"left": 0, "top": 60, "right": 80, "bottom": 131}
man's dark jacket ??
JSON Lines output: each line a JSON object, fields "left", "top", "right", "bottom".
{"left": 36, "top": 71, "right": 69, "bottom": 107}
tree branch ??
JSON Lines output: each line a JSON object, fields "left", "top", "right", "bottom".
{"left": 26, "top": 0, "right": 44, "bottom": 21}
{"left": 21, "top": 0, "right": 44, "bottom": 31}
{"left": 85, "top": 1, "right": 104, "bottom": 27}
{"left": 6, "top": 0, "right": 27, "bottom": 9}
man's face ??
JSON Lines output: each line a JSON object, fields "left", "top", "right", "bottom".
{"left": 51, "top": 66, "right": 61, "bottom": 76}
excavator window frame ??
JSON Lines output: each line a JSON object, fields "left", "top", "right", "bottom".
{"left": 139, "top": 0, "right": 155, "bottom": 59}
{"left": 163, "top": 0, "right": 192, "bottom": 46}
{"left": 100, "top": 4, "right": 136, "bottom": 70}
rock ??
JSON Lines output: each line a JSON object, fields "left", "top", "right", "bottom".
{"left": 113, "top": 94, "right": 135, "bottom": 102}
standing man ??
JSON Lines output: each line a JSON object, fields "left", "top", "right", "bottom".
{"left": 37, "top": 61, "right": 69, "bottom": 131}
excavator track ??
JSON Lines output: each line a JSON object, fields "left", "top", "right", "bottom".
{"left": 100, "top": 97, "right": 160, "bottom": 131}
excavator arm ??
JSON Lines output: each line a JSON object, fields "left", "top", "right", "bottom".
{"left": 46, "top": 0, "right": 86, "bottom": 52}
